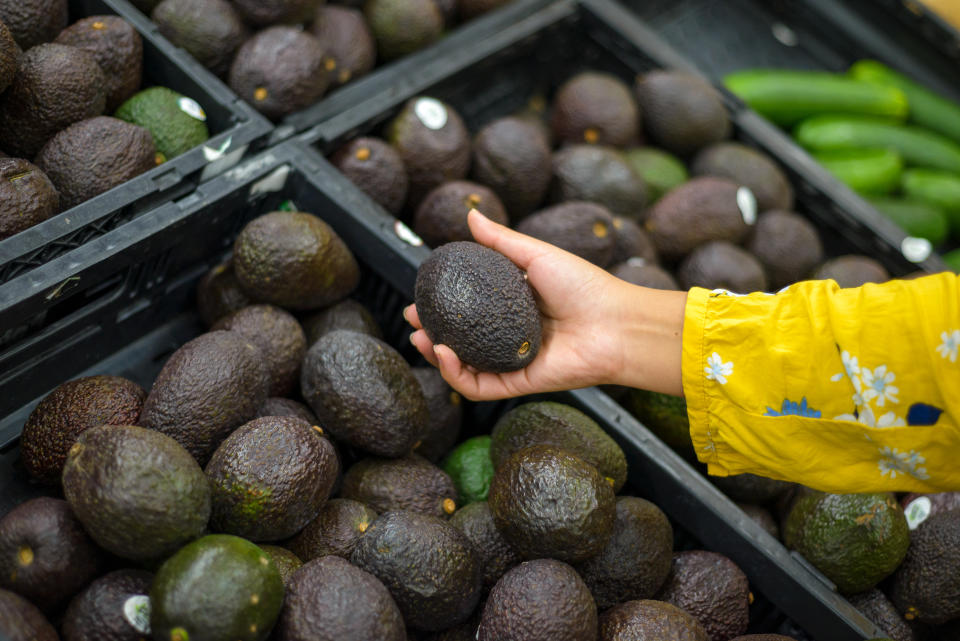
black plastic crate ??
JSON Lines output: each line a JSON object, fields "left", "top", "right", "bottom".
{"left": 0, "top": 140, "right": 881, "bottom": 640}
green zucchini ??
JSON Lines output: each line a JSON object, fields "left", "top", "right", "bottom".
{"left": 901, "top": 168, "right": 960, "bottom": 237}
{"left": 814, "top": 148, "right": 903, "bottom": 195}
{"left": 867, "top": 196, "right": 949, "bottom": 246}
{"left": 723, "top": 69, "right": 908, "bottom": 126}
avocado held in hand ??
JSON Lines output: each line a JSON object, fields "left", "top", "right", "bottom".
{"left": 415, "top": 241, "right": 542, "bottom": 373}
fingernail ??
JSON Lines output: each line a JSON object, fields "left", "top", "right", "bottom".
{"left": 409, "top": 332, "right": 417, "bottom": 345}
{"left": 468, "top": 208, "right": 488, "bottom": 221}
{"left": 402, "top": 306, "right": 410, "bottom": 322}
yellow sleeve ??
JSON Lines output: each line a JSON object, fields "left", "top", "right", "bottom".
{"left": 681, "top": 272, "right": 960, "bottom": 493}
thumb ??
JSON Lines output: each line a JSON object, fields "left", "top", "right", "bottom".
{"left": 467, "top": 209, "right": 552, "bottom": 271}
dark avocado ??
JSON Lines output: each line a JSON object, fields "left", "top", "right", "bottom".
{"left": 634, "top": 70, "right": 731, "bottom": 156}
{"left": 301, "top": 299, "right": 383, "bottom": 345}
{"left": 34, "top": 116, "right": 156, "bottom": 210}
{"left": 626, "top": 390, "right": 692, "bottom": 452}
{"left": 813, "top": 255, "right": 890, "bottom": 288}
{"left": 259, "top": 546, "right": 302, "bottom": 589}
{"left": 610, "top": 260, "right": 679, "bottom": 290}
{"left": 575, "top": 497, "right": 673, "bottom": 609}
{"left": 364, "top": 0, "right": 443, "bottom": 61}
{"left": 287, "top": 498, "right": 377, "bottom": 562}
{"left": 255, "top": 397, "right": 318, "bottom": 423}
{"left": 412, "top": 367, "right": 462, "bottom": 462}
{"left": 449, "top": 501, "right": 520, "bottom": 592}
{"left": 331, "top": 136, "right": 408, "bottom": 215}
{"left": 601, "top": 599, "right": 708, "bottom": 641}
{"left": 423, "top": 618, "right": 481, "bottom": 641}
{"left": 472, "top": 116, "right": 552, "bottom": 218}
{"left": 233, "top": 210, "right": 360, "bottom": 310}
{"left": 310, "top": 5, "right": 375, "bottom": 88}
{"left": 0, "top": 18, "right": 16, "bottom": 94}
{"left": 0, "top": 157, "right": 58, "bottom": 241}
{"left": 278, "top": 555, "right": 405, "bottom": 641}
{"left": 415, "top": 241, "right": 542, "bottom": 373}
{"left": 0, "top": 588, "right": 58, "bottom": 641}
{"left": 0, "top": 43, "right": 106, "bottom": 159}
{"left": 746, "top": 211, "right": 824, "bottom": 289}
{"left": 62, "top": 425, "right": 211, "bottom": 562}
{"left": 341, "top": 454, "right": 458, "bottom": 518}
{"left": 351, "top": 510, "right": 482, "bottom": 632}
{"left": 20, "top": 374, "right": 144, "bottom": 484}
{"left": 692, "top": 142, "right": 794, "bottom": 213}
{"left": 677, "top": 241, "right": 769, "bottom": 293}
{"left": 890, "top": 509, "right": 960, "bottom": 624}
{"left": 488, "top": 444, "right": 615, "bottom": 563}
{"left": 301, "top": 329, "right": 428, "bottom": 457}
{"left": 232, "top": 0, "right": 319, "bottom": 26}
{"left": 196, "top": 258, "right": 252, "bottom": 328}
{"left": 460, "top": 0, "right": 510, "bottom": 19}
{"left": 61, "top": 569, "right": 154, "bottom": 641}
{"left": 141, "top": 330, "right": 269, "bottom": 463}
{"left": 516, "top": 201, "right": 617, "bottom": 267}
{"left": 551, "top": 145, "right": 648, "bottom": 220}
{"left": 551, "top": 71, "right": 639, "bottom": 147}
{"left": 623, "top": 147, "right": 689, "bottom": 204}
{"left": 610, "top": 216, "right": 658, "bottom": 264}
{"left": 0, "top": 0, "right": 67, "bottom": 50}
{"left": 736, "top": 503, "right": 780, "bottom": 540}
{"left": 0, "top": 497, "right": 103, "bottom": 610}
{"left": 414, "top": 180, "right": 509, "bottom": 248}
{"left": 849, "top": 589, "right": 918, "bottom": 641}
{"left": 151, "top": 0, "right": 247, "bottom": 77}
{"left": 229, "top": 27, "right": 327, "bottom": 120}
{"left": 712, "top": 474, "right": 792, "bottom": 505}
{"left": 54, "top": 16, "right": 142, "bottom": 111}
{"left": 205, "top": 416, "right": 338, "bottom": 541}
{"left": 478, "top": 558, "right": 596, "bottom": 641}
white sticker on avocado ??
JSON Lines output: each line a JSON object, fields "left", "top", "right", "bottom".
{"left": 736, "top": 186, "right": 757, "bottom": 225}
{"left": 625, "top": 257, "right": 647, "bottom": 267}
{"left": 178, "top": 97, "right": 207, "bottom": 122}
{"left": 123, "top": 595, "right": 151, "bottom": 634}
{"left": 394, "top": 221, "right": 424, "bottom": 247}
{"left": 901, "top": 236, "right": 932, "bottom": 263}
{"left": 414, "top": 98, "right": 447, "bottom": 130}
{"left": 905, "top": 496, "right": 932, "bottom": 530}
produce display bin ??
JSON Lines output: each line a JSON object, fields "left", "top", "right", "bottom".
{"left": 0, "top": 140, "right": 885, "bottom": 640}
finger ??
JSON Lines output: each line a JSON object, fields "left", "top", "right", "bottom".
{"left": 434, "top": 345, "right": 525, "bottom": 401}
{"left": 403, "top": 304, "right": 422, "bottom": 329}
{"left": 467, "top": 209, "right": 553, "bottom": 270}
{"left": 410, "top": 330, "right": 439, "bottom": 367}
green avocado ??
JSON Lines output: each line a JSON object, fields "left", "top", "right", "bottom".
{"left": 623, "top": 147, "right": 688, "bottom": 204}
{"left": 746, "top": 210, "right": 825, "bottom": 290}
{"left": 363, "top": 0, "right": 443, "bottom": 61}
{"left": 626, "top": 389, "right": 693, "bottom": 453}
{"left": 286, "top": 498, "right": 377, "bottom": 562}
{"left": 151, "top": 0, "right": 248, "bottom": 77}
{"left": 890, "top": 509, "right": 960, "bottom": 624}
{"left": 472, "top": 116, "right": 552, "bottom": 218}
{"left": 550, "top": 145, "right": 648, "bottom": 220}
{"left": 0, "top": 588, "right": 58, "bottom": 641}
{"left": 341, "top": 454, "right": 458, "bottom": 518}
{"left": 516, "top": 201, "right": 617, "bottom": 267}
{"left": 331, "top": 137, "right": 409, "bottom": 216}
{"left": 115, "top": 86, "right": 209, "bottom": 160}
{"left": 61, "top": 569, "right": 154, "bottom": 641}
{"left": 601, "top": 599, "right": 708, "bottom": 641}
{"left": 449, "top": 501, "right": 520, "bottom": 592}
{"left": 54, "top": 16, "right": 142, "bottom": 111}
{"left": 634, "top": 70, "right": 731, "bottom": 156}
{"left": 442, "top": 435, "right": 494, "bottom": 504}
{"left": 692, "top": 142, "right": 794, "bottom": 212}
{"left": 551, "top": 71, "right": 639, "bottom": 148}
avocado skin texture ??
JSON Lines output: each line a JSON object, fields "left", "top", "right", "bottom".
{"left": 785, "top": 492, "right": 909, "bottom": 594}
{"left": 364, "top": 0, "right": 443, "bottom": 61}
{"left": 623, "top": 148, "right": 689, "bottom": 204}
{"left": 472, "top": 116, "right": 552, "bottom": 218}
{"left": 212, "top": 304, "right": 306, "bottom": 397}
{"left": 415, "top": 241, "right": 542, "bottom": 373}
{"left": 551, "top": 72, "right": 639, "bottom": 148}
{"left": 626, "top": 389, "right": 691, "bottom": 451}
{"left": 259, "top": 546, "right": 302, "bottom": 590}
{"left": 0, "top": 158, "right": 58, "bottom": 240}
{"left": 331, "top": 137, "right": 408, "bottom": 215}
{"left": 449, "top": 501, "right": 520, "bottom": 592}
{"left": 601, "top": 599, "right": 708, "bottom": 641}
{"left": 152, "top": 0, "right": 247, "bottom": 78}
{"left": 610, "top": 262, "right": 679, "bottom": 291}
{"left": 197, "top": 258, "right": 252, "bottom": 328}
{"left": 0, "top": 19, "right": 19, "bottom": 94}
{"left": 62, "top": 425, "right": 211, "bottom": 561}
{"left": 479, "top": 558, "right": 597, "bottom": 641}
{"left": 114, "top": 86, "right": 209, "bottom": 160}
{"left": 414, "top": 180, "right": 509, "bottom": 248}
{"left": 233, "top": 211, "right": 360, "bottom": 310}
{"left": 310, "top": 6, "right": 375, "bottom": 88}
{"left": 61, "top": 569, "right": 153, "bottom": 641}
{"left": 575, "top": 497, "right": 673, "bottom": 610}
{"left": 279, "top": 555, "right": 405, "bottom": 641}
{"left": 489, "top": 444, "right": 616, "bottom": 563}
{"left": 813, "top": 255, "right": 889, "bottom": 288}
{"left": 151, "top": 534, "right": 284, "bottom": 641}
{"left": 490, "top": 401, "right": 627, "bottom": 492}
{"left": 287, "top": 498, "right": 377, "bottom": 562}
{"left": 255, "top": 397, "right": 318, "bottom": 423}
{"left": 551, "top": 146, "right": 648, "bottom": 220}
{"left": 692, "top": 142, "right": 794, "bottom": 213}
{"left": 746, "top": 211, "right": 824, "bottom": 289}
{"left": 848, "top": 589, "right": 918, "bottom": 641}
{"left": 890, "top": 509, "right": 960, "bottom": 624}
{"left": 342, "top": 454, "right": 458, "bottom": 518}
{"left": 302, "top": 299, "right": 382, "bottom": 345}
{"left": 54, "top": 16, "right": 142, "bottom": 112}
{"left": 233, "top": 0, "right": 319, "bottom": 26}
{"left": 0, "top": 43, "right": 106, "bottom": 159}
{"left": 206, "top": 416, "right": 338, "bottom": 541}
{"left": 141, "top": 330, "right": 269, "bottom": 463}
{"left": 517, "top": 201, "right": 617, "bottom": 267}
{"left": 0, "top": 497, "right": 104, "bottom": 610}
{"left": 635, "top": 71, "right": 731, "bottom": 156}
{"left": 412, "top": 367, "right": 462, "bottom": 462}
{"left": 655, "top": 550, "right": 750, "bottom": 641}
{"left": 712, "top": 473, "right": 793, "bottom": 505}
{"left": 0, "top": 0, "right": 67, "bottom": 50}
{"left": 0, "top": 588, "right": 58, "bottom": 641}
{"left": 352, "top": 510, "right": 481, "bottom": 632}
{"left": 678, "top": 241, "right": 768, "bottom": 293}
{"left": 610, "top": 216, "right": 658, "bottom": 264}
{"left": 34, "top": 116, "right": 156, "bottom": 210}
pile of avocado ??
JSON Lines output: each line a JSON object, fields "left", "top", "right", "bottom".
{"left": 0, "top": 1, "right": 211, "bottom": 242}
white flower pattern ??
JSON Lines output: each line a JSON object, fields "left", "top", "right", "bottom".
{"left": 877, "top": 446, "right": 930, "bottom": 480}
{"left": 936, "top": 329, "right": 960, "bottom": 362}
{"left": 831, "top": 351, "right": 860, "bottom": 382}
{"left": 834, "top": 406, "right": 905, "bottom": 428}
{"left": 861, "top": 365, "right": 899, "bottom": 407}
{"left": 704, "top": 352, "right": 734, "bottom": 385}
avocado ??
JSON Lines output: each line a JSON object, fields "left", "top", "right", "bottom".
{"left": 785, "top": 492, "right": 909, "bottom": 594}
{"left": 489, "top": 444, "right": 615, "bottom": 562}
{"left": 746, "top": 210, "right": 824, "bottom": 289}
{"left": 415, "top": 241, "right": 542, "bottom": 373}
{"left": 601, "top": 599, "right": 707, "bottom": 641}
{"left": 141, "top": 330, "right": 269, "bottom": 462}
{"left": 54, "top": 16, "right": 142, "bottom": 111}
{"left": 302, "top": 299, "right": 383, "bottom": 345}
{"left": 575, "top": 497, "right": 673, "bottom": 609}
{"left": 302, "top": 329, "right": 427, "bottom": 455}
{"left": 551, "top": 145, "right": 648, "bottom": 220}
{"left": 278, "top": 555, "right": 405, "bottom": 641}
{"left": 449, "top": 501, "right": 520, "bottom": 592}
{"left": 259, "top": 546, "right": 302, "bottom": 589}
{"left": 623, "top": 147, "right": 689, "bottom": 204}
{"left": 414, "top": 180, "right": 510, "bottom": 248}
{"left": 692, "top": 142, "right": 794, "bottom": 213}
{"left": 737, "top": 503, "right": 780, "bottom": 539}
{"left": 233, "top": 0, "right": 318, "bottom": 26}
{"left": 388, "top": 97, "right": 471, "bottom": 206}
{"left": 151, "top": 534, "right": 284, "bottom": 641}
{"left": 0, "top": 0, "right": 66, "bottom": 50}
{"left": 610, "top": 260, "right": 679, "bottom": 290}
{"left": 655, "top": 550, "right": 750, "bottom": 641}
{"left": 331, "top": 136, "right": 409, "bottom": 215}
{"left": 61, "top": 569, "right": 154, "bottom": 641}
{"left": 479, "top": 558, "right": 596, "bottom": 641}
{"left": 0, "top": 18, "right": 16, "bottom": 94}
{"left": 151, "top": 0, "right": 248, "bottom": 78}
{"left": 423, "top": 618, "right": 481, "bottom": 641}
{"left": 212, "top": 304, "right": 306, "bottom": 397}
{"left": 634, "top": 70, "right": 731, "bottom": 156}
{"left": 206, "top": 416, "right": 338, "bottom": 541}
{"left": 490, "top": 401, "right": 628, "bottom": 491}
{"left": 678, "top": 241, "right": 769, "bottom": 293}
{"left": 472, "top": 116, "right": 552, "bottom": 218}
{"left": 0, "top": 158, "right": 58, "bottom": 241}
{"left": 351, "top": 510, "right": 482, "bottom": 632}
{"left": 233, "top": 211, "right": 360, "bottom": 310}
{"left": 849, "top": 589, "right": 918, "bottom": 641}
{"left": 712, "top": 473, "right": 793, "bottom": 505}
{"left": 34, "top": 116, "right": 156, "bottom": 209}
{"left": 442, "top": 435, "right": 494, "bottom": 505}
{"left": 341, "top": 454, "right": 458, "bottom": 518}
{"left": 0, "top": 43, "right": 106, "bottom": 158}
{"left": 0, "top": 588, "right": 58, "bottom": 641}
{"left": 310, "top": 6, "right": 375, "bottom": 87}
{"left": 645, "top": 177, "right": 754, "bottom": 259}
{"left": 516, "top": 201, "right": 617, "bottom": 267}
{"left": 20, "top": 375, "right": 144, "bottom": 484}
{"left": 197, "top": 258, "right": 253, "bottom": 328}
{"left": 813, "top": 255, "right": 890, "bottom": 287}
{"left": 364, "top": 0, "right": 443, "bottom": 61}
{"left": 114, "top": 86, "right": 209, "bottom": 161}
{"left": 625, "top": 389, "right": 691, "bottom": 452}
{"left": 287, "top": 498, "right": 377, "bottom": 562}
{"left": 255, "top": 397, "right": 318, "bottom": 423}
{"left": 551, "top": 71, "right": 639, "bottom": 148}
{"left": 0, "top": 497, "right": 103, "bottom": 610}
{"left": 412, "top": 367, "right": 462, "bottom": 462}
{"left": 610, "top": 215, "right": 658, "bottom": 264}
{"left": 890, "top": 509, "right": 960, "bottom": 624}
